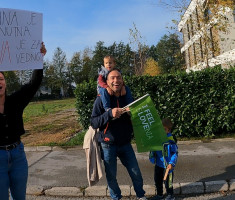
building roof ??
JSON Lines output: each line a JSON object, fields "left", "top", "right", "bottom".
{"left": 178, "top": 0, "right": 205, "bottom": 31}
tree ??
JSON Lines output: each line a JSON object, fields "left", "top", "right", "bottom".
{"left": 91, "top": 41, "right": 108, "bottom": 79}
{"left": 143, "top": 57, "right": 161, "bottom": 76}
{"left": 44, "top": 62, "right": 61, "bottom": 97}
{"left": 15, "top": 70, "right": 32, "bottom": 85}
{"left": 81, "top": 48, "right": 93, "bottom": 82}
{"left": 65, "top": 63, "right": 75, "bottom": 97}
{"left": 107, "top": 42, "right": 134, "bottom": 75}
{"left": 156, "top": 34, "right": 185, "bottom": 73}
{"left": 69, "top": 52, "right": 82, "bottom": 84}
{"left": 52, "top": 47, "right": 68, "bottom": 97}
{"left": 147, "top": 45, "right": 158, "bottom": 61}
{"left": 156, "top": 0, "right": 190, "bottom": 13}
{"left": 4, "top": 71, "right": 20, "bottom": 94}
{"left": 129, "top": 23, "right": 149, "bottom": 75}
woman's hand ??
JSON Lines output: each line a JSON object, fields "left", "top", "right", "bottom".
{"left": 40, "top": 42, "right": 47, "bottom": 56}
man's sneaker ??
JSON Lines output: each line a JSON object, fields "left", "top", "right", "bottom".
{"left": 151, "top": 195, "right": 163, "bottom": 200}
{"left": 138, "top": 196, "right": 148, "bottom": 200}
{"left": 165, "top": 194, "right": 175, "bottom": 200}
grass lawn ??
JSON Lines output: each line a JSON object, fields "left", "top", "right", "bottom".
{"left": 23, "top": 98, "right": 76, "bottom": 123}
{"left": 44, "top": 130, "right": 87, "bottom": 147}
{"left": 22, "top": 98, "right": 84, "bottom": 146}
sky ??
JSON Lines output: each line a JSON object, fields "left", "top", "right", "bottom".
{"left": 1, "top": 0, "right": 178, "bottom": 62}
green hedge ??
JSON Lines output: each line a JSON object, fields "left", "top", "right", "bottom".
{"left": 74, "top": 66, "right": 235, "bottom": 138}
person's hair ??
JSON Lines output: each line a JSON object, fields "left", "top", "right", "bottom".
{"left": 162, "top": 118, "right": 173, "bottom": 132}
{"left": 107, "top": 68, "right": 122, "bottom": 79}
{"left": 103, "top": 55, "right": 115, "bottom": 63}
{"left": 0, "top": 71, "right": 7, "bottom": 96}
{"left": 162, "top": 118, "right": 177, "bottom": 142}
{"left": 0, "top": 71, "right": 5, "bottom": 77}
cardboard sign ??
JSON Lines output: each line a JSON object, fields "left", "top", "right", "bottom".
{"left": 0, "top": 8, "right": 43, "bottom": 71}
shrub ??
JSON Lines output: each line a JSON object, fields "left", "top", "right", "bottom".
{"left": 75, "top": 66, "right": 235, "bottom": 138}
{"left": 74, "top": 80, "right": 97, "bottom": 129}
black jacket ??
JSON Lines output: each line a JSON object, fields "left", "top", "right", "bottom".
{"left": 0, "top": 69, "right": 43, "bottom": 145}
{"left": 90, "top": 95, "right": 133, "bottom": 146}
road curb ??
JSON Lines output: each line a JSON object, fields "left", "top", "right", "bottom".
{"left": 24, "top": 146, "right": 52, "bottom": 152}
{"left": 27, "top": 179, "right": 235, "bottom": 197}
{"left": 24, "top": 138, "right": 235, "bottom": 152}
{"left": 230, "top": 179, "right": 235, "bottom": 191}
{"left": 24, "top": 146, "right": 83, "bottom": 152}
{"left": 45, "top": 187, "right": 83, "bottom": 197}
{"left": 205, "top": 180, "right": 228, "bottom": 193}
{"left": 180, "top": 182, "right": 204, "bottom": 194}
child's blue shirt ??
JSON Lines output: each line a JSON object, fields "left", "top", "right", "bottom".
{"left": 149, "top": 133, "right": 178, "bottom": 170}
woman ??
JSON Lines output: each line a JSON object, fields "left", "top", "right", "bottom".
{"left": 0, "top": 43, "right": 46, "bottom": 200}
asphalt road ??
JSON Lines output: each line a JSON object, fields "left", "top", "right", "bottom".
{"left": 26, "top": 191, "right": 235, "bottom": 200}
{"left": 26, "top": 138, "right": 235, "bottom": 188}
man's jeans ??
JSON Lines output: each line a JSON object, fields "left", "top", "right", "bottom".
{"left": 0, "top": 142, "right": 28, "bottom": 200}
{"left": 101, "top": 143, "right": 145, "bottom": 200}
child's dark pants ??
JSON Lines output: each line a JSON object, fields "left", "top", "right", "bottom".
{"left": 154, "top": 165, "right": 174, "bottom": 196}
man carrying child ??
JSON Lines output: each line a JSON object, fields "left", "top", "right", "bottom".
{"left": 91, "top": 68, "right": 147, "bottom": 200}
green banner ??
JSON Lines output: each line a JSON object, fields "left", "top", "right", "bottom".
{"left": 128, "top": 94, "right": 168, "bottom": 152}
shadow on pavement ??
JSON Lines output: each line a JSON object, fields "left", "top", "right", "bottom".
{"left": 177, "top": 165, "right": 235, "bottom": 200}
{"left": 198, "top": 165, "right": 235, "bottom": 182}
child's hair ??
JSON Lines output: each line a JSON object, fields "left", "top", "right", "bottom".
{"left": 104, "top": 55, "right": 115, "bottom": 62}
{"left": 162, "top": 118, "right": 173, "bottom": 132}
{"left": 162, "top": 118, "right": 177, "bottom": 143}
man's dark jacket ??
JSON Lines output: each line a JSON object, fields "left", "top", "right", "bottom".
{"left": 90, "top": 94, "right": 133, "bottom": 146}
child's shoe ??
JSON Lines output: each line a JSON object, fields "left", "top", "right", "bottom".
{"left": 165, "top": 194, "right": 175, "bottom": 200}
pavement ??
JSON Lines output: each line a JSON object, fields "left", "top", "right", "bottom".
{"left": 25, "top": 138, "right": 235, "bottom": 199}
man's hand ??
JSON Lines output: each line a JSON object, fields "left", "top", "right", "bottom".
{"left": 106, "top": 86, "right": 113, "bottom": 96}
{"left": 122, "top": 107, "right": 130, "bottom": 113}
{"left": 112, "top": 108, "right": 123, "bottom": 118}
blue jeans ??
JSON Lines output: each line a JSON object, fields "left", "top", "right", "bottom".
{"left": 0, "top": 142, "right": 28, "bottom": 200}
{"left": 101, "top": 143, "right": 145, "bottom": 200}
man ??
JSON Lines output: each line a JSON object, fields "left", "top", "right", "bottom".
{"left": 90, "top": 69, "right": 146, "bottom": 200}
